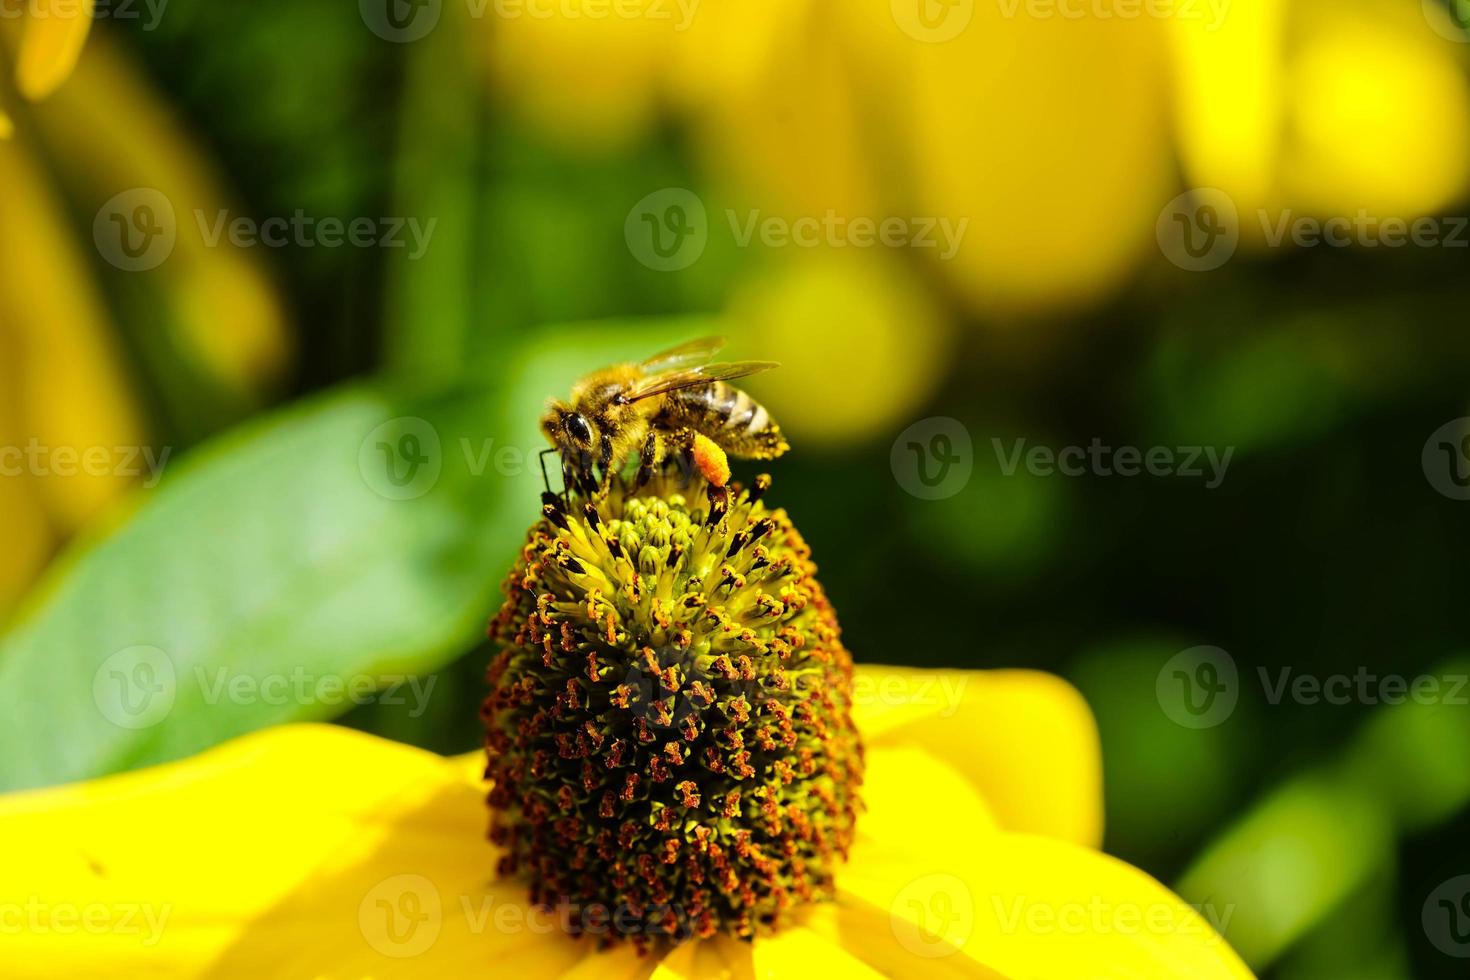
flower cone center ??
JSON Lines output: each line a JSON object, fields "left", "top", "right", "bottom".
{"left": 483, "top": 474, "right": 864, "bottom": 945}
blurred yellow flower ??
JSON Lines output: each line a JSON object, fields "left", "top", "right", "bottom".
{"left": 489, "top": 0, "right": 1470, "bottom": 302}
{"left": 0, "top": 0, "right": 92, "bottom": 134}
{"left": 482, "top": 0, "right": 1177, "bottom": 312}
{"left": 0, "top": 338, "right": 52, "bottom": 619}
{"left": 728, "top": 249, "right": 948, "bottom": 445}
{"left": 0, "top": 127, "right": 145, "bottom": 533}
{"left": 0, "top": 33, "right": 291, "bottom": 619}
{"left": 1171, "top": 0, "right": 1470, "bottom": 228}
{"left": 0, "top": 667, "right": 1255, "bottom": 977}
{"left": 31, "top": 35, "right": 294, "bottom": 398}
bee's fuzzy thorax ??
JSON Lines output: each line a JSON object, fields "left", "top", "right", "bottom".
{"left": 482, "top": 473, "right": 864, "bottom": 948}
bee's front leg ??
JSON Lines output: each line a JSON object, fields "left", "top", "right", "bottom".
{"left": 560, "top": 457, "right": 580, "bottom": 508}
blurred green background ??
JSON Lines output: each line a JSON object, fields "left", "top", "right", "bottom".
{"left": 2, "top": 0, "right": 1470, "bottom": 975}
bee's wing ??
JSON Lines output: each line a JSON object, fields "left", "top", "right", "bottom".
{"left": 639, "top": 336, "right": 728, "bottom": 374}
{"left": 625, "top": 361, "right": 779, "bottom": 402}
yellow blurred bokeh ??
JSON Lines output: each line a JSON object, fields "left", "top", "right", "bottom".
{"left": 0, "top": 17, "right": 292, "bottom": 618}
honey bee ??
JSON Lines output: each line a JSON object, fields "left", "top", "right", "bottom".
{"left": 540, "top": 337, "right": 789, "bottom": 498}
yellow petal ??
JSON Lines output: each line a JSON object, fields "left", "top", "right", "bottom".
{"left": 751, "top": 919, "right": 888, "bottom": 979}
{"left": 0, "top": 704, "right": 1233, "bottom": 978}
{"left": 0, "top": 124, "right": 146, "bottom": 531}
{"left": 854, "top": 666, "right": 1103, "bottom": 848}
{"left": 485, "top": 0, "right": 688, "bottom": 150}
{"left": 0, "top": 323, "right": 55, "bottom": 619}
{"left": 843, "top": 833, "right": 1253, "bottom": 979}
{"left": 564, "top": 944, "right": 660, "bottom": 980}
{"left": 15, "top": 0, "right": 94, "bottom": 101}
{"left": 907, "top": 6, "right": 1173, "bottom": 312}
{"left": 0, "top": 725, "right": 586, "bottom": 976}
{"left": 1170, "top": 0, "right": 1470, "bottom": 221}
{"left": 797, "top": 902, "right": 1007, "bottom": 979}
{"left": 682, "top": 0, "right": 881, "bottom": 222}
{"left": 649, "top": 935, "right": 755, "bottom": 979}
{"left": 0, "top": 469, "right": 52, "bottom": 619}
{"left": 861, "top": 745, "right": 997, "bottom": 847}
{"left": 1167, "top": 0, "right": 1287, "bottom": 212}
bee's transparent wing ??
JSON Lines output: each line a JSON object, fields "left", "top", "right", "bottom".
{"left": 625, "top": 361, "right": 779, "bottom": 402}
{"left": 639, "top": 336, "right": 728, "bottom": 374}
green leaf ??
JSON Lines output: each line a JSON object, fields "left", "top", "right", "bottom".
{"left": 1176, "top": 773, "right": 1394, "bottom": 970}
{"left": 0, "top": 319, "right": 713, "bottom": 791}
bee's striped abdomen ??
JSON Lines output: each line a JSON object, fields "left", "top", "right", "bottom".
{"left": 665, "top": 383, "right": 789, "bottom": 460}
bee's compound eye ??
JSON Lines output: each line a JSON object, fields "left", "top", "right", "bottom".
{"left": 565, "top": 413, "right": 593, "bottom": 445}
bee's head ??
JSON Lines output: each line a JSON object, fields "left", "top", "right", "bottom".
{"left": 541, "top": 402, "right": 597, "bottom": 450}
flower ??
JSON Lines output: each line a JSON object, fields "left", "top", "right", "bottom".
{"left": 0, "top": 30, "right": 292, "bottom": 620}
{"left": 0, "top": 474, "right": 1253, "bottom": 977}
{"left": 0, "top": 0, "right": 94, "bottom": 136}
{"left": 484, "top": 474, "right": 864, "bottom": 943}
